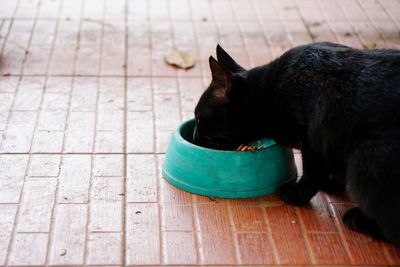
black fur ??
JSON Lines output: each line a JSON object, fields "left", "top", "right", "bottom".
{"left": 193, "top": 42, "right": 400, "bottom": 247}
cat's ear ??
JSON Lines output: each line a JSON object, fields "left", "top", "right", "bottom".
{"left": 216, "top": 44, "right": 245, "bottom": 73}
{"left": 209, "top": 56, "right": 232, "bottom": 98}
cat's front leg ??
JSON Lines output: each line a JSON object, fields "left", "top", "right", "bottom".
{"left": 278, "top": 146, "right": 329, "bottom": 206}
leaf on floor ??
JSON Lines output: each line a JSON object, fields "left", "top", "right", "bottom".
{"left": 165, "top": 50, "right": 196, "bottom": 69}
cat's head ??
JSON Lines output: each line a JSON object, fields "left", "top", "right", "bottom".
{"left": 193, "top": 45, "right": 262, "bottom": 150}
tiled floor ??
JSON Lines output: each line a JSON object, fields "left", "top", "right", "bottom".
{"left": 0, "top": 0, "right": 400, "bottom": 266}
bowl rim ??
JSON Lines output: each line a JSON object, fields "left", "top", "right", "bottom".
{"left": 175, "top": 118, "right": 278, "bottom": 154}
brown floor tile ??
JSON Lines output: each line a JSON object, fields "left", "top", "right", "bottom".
{"left": 162, "top": 231, "right": 197, "bottom": 265}
{"left": 126, "top": 204, "right": 160, "bottom": 265}
{"left": 298, "top": 193, "right": 337, "bottom": 232}
{"left": 227, "top": 195, "right": 283, "bottom": 207}
{"left": 159, "top": 179, "right": 193, "bottom": 204}
{"left": 383, "top": 243, "right": 400, "bottom": 265}
{"left": 197, "top": 230, "right": 236, "bottom": 265}
{"left": 230, "top": 205, "right": 266, "bottom": 232}
{"left": 264, "top": 205, "right": 312, "bottom": 264}
{"left": 237, "top": 233, "right": 275, "bottom": 265}
{"left": 196, "top": 203, "right": 231, "bottom": 233}
{"left": 161, "top": 204, "right": 194, "bottom": 232}
{"left": 307, "top": 232, "right": 350, "bottom": 264}
{"left": 330, "top": 203, "right": 389, "bottom": 265}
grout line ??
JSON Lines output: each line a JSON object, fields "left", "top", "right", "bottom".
{"left": 377, "top": 0, "right": 400, "bottom": 31}
{"left": 147, "top": 11, "right": 163, "bottom": 267}
{"left": 259, "top": 204, "right": 279, "bottom": 264}
{"left": 381, "top": 243, "right": 395, "bottom": 265}
{"left": 226, "top": 204, "right": 241, "bottom": 264}
{"left": 272, "top": 0, "right": 294, "bottom": 48}
{"left": 317, "top": 3, "right": 363, "bottom": 50}
{"left": 294, "top": 207, "right": 317, "bottom": 264}
{"left": 187, "top": 0, "right": 204, "bottom": 83}
{"left": 124, "top": 228, "right": 345, "bottom": 234}
{"left": 0, "top": 19, "right": 4, "bottom": 51}
{"left": 324, "top": 195, "right": 355, "bottom": 264}
{"left": 2, "top": 73, "right": 210, "bottom": 78}
{"left": 0, "top": 16, "right": 388, "bottom": 22}
{"left": 155, "top": 154, "right": 163, "bottom": 264}
{"left": 206, "top": 0, "right": 218, "bottom": 51}
{"left": 365, "top": 0, "right": 400, "bottom": 50}
{"left": 129, "top": 265, "right": 351, "bottom": 267}
{"left": 0, "top": 0, "right": 22, "bottom": 61}
{"left": 157, "top": 1, "right": 176, "bottom": 263}
{"left": 226, "top": 4, "right": 253, "bottom": 264}
{"left": 190, "top": 2, "right": 223, "bottom": 263}
{"left": 334, "top": 0, "right": 375, "bottom": 48}
{"left": 230, "top": 0, "right": 252, "bottom": 68}
{"left": 3, "top": 0, "right": 43, "bottom": 264}
{"left": 187, "top": 2, "right": 202, "bottom": 263}
{"left": 4, "top": 155, "right": 31, "bottom": 266}
{"left": 88, "top": 230, "right": 124, "bottom": 234}
{"left": 251, "top": 0, "right": 278, "bottom": 60}
{"left": 191, "top": 200, "right": 203, "bottom": 265}
{"left": 60, "top": 2, "right": 85, "bottom": 155}
{"left": 0, "top": 152, "right": 167, "bottom": 155}
{"left": 45, "top": 0, "right": 85, "bottom": 265}
{"left": 0, "top": 19, "right": 36, "bottom": 153}
{"left": 120, "top": 0, "right": 139, "bottom": 266}
{"left": 122, "top": 0, "right": 131, "bottom": 264}
{"left": 154, "top": 113, "right": 163, "bottom": 262}
{"left": 25, "top": 0, "right": 63, "bottom": 265}
{"left": 294, "top": 0, "right": 318, "bottom": 43}
{"left": 315, "top": 0, "right": 347, "bottom": 45}
{"left": 29, "top": 1, "right": 63, "bottom": 156}
{"left": 355, "top": 0, "right": 389, "bottom": 48}
{"left": 83, "top": 0, "right": 105, "bottom": 264}
{"left": 84, "top": 152, "right": 94, "bottom": 265}
{"left": 148, "top": 26, "right": 157, "bottom": 158}
{"left": 0, "top": 19, "right": 4, "bottom": 41}
{"left": 168, "top": 0, "right": 179, "bottom": 81}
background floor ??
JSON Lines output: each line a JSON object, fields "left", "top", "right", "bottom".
{"left": 0, "top": 0, "right": 400, "bottom": 265}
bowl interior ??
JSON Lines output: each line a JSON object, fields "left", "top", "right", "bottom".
{"left": 180, "top": 119, "right": 195, "bottom": 144}
{"left": 178, "top": 119, "right": 275, "bottom": 152}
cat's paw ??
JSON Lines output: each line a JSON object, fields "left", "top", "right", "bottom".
{"left": 343, "top": 207, "right": 385, "bottom": 240}
{"left": 342, "top": 207, "right": 361, "bottom": 231}
{"left": 277, "top": 182, "right": 310, "bottom": 206}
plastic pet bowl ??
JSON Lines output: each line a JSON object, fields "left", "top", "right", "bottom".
{"left": 162, "top": 119, "right": 298, "bottom": 198}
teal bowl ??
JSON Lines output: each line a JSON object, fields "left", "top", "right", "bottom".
{"left": 162, "top": 119, "right": 298, "bottom": 198}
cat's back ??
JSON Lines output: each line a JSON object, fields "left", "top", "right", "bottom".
{"left": 276, "top": 42, "right": 400, "bottom": 127}
{"left": 281, "top": 42, "right": 400, "bottom": 99}
{"left": 283, "top": 42, "right": 400, "bottom": 77}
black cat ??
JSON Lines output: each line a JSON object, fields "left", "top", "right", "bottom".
{"left": 193, "top": 43, "right": 400, "bottom": 247}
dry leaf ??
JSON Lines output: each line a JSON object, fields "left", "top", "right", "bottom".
{"left": 165, "top": 50, "right": 195, "bottom": 69}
